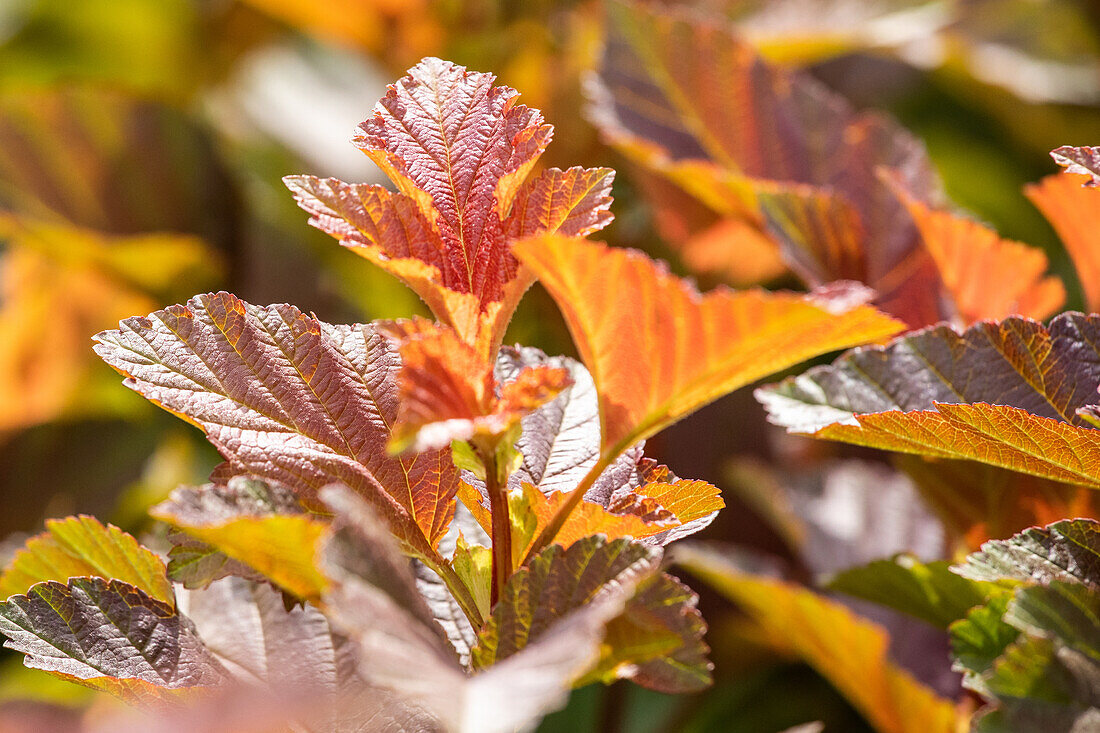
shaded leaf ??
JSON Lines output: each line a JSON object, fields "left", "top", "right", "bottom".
{"left": 1008, "top": 582, "right": 1100, "bottom": 664}
{"left": 1026, "top": 167, "right": 1100, "bottom": 312}
{"left": 514, "top": 235, "right": 904, "bottom": 455}
{"left": 828, "top": 556, "right": 994, "bottom": 629}
{"left": 286, "top": 58, "right": 613, "bottom": 357}
{"left": 318, "top": 488, "right": 639, "bottom": 733}
{"left": 896, "top": 456, "right": 1100, "bottom": 551}
{"left": 588, "top": 1, "right": 947, "bottom": 327}
{"left": 151, "top": 480, "right": 327, "bottom": 601}
{"left": 677, "top": 543, "right": 964, "bottom": 733}
{"left": 949, "top": 595, "right": 1018, "bottom": 691}
{"left": 0, "top": 578, "right": 226, "bottom": 699}
{"left": 953, "top": 519, "right": 1100, "bottom": 588}
{"left": 94, "top": 292, "right": 458, "bottom": 560}
{"left": 1050, "top": 146, "right": 1100, "bottom": 187}
{"left": 0, "top": 515, "right": 172, "bottom": 606}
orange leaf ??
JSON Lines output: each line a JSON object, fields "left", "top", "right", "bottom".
{"left": 891, "top": 181, "right": 1064, "bottom": 323}
{"left": 384, "top": 319, "right": 571, "bottom": 452}
{"left": 1026, "top": 171, "right": 1100, "bottom": 312}
{"left": 513, "top": 235, "right": 905, "bottom": 454}
{"left": 678, "top": 544, "right": 966, "bottom": 733}
{"left": 287, "top": 58, "right": 614, "bottom": 360}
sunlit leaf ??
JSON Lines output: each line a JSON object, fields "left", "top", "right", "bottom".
{"left": 151, "top": 479, "right": 327, "bottom": 601}
{"left": 677, "top": 543, "right": 964, "bottom": 733}
{"left": 0, "top": 515, "right": 172, "bottom": 606}
{"left": 286, "top": 57, "right": 614, "bottom": 358}
{"left": 0, "top": 578, "right": 227, "bottom": 701}
{"left": 953, "top": 519, "right": 1100, "bottom": 587}
{"left": 758, "top": 313, "right": 1100, "bottom": 487}
{"left": 588, "top": 1, "right": 947, "bottom": 326}
{"left": 1026, "top": 163, "right": 1100, "bottom": 311}
{"left": 1050, "top": 146, "right": 1100, "bottom": 186}
{"left": 382, "top": 319, "right": 570, "bottom": 452}
{"left": 890, "top": 181, "right": 1064, "bottom": 323}
{"left": 514, "top": 235, "right": 904, "bottom": 455}
{"left": 94, "top": 292, "right": 458, "bottom": 561}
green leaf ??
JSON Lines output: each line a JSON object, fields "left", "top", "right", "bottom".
{"left": 0, "top": 515, "right": 172, "bottom": 606}
{"left": 452, "top": 536, "right": 492, "bottom": 622}
{"left": 828, "top": 555, "right": 994, "bottom": 629}
{"left": 151, "top": 479, "right": 328, "bottom": 601}
{"left": 1008, "top": 582, "right": 1100, "bottom": 664}
{"left": 949, "top": 595, "right": 1019, "bottom": 692}
{"left": 0, "top": 578, "right": 226, "bottom": 700}
{"left": 954, "top": 519, "right": 1100, "bottom": 587}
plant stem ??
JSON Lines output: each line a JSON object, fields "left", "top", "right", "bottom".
{"left": 522, "top": 451, "right": 614, "bottom": 564}
{"left": 483, "top": 447, "right": 513, "bottom": 607}
{"left": 427, "top": 554, "right": 485, "bottom": 629}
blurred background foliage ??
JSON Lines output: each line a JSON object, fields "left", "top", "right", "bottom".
{"left": 0, "top": 0, "right": 1097, "bottom": 730}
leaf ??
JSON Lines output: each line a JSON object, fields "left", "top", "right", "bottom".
{"left": 317, "top": 488, "right": 639, "bottom": 733}
{"left": 1008, "top": 582, "right": 1100, "bottom": 664}
{"left": 1026, "top": 165, "right": 1100, "bottom": 312}
{"left": 588, "top": 1, "right": 948, "bottom": 327}
{"left": 94, "top": 292, "right": 458, "bottom": 561}
{"left": 949, "top": 595, "right": 1018, "bottom": 692}
{"left": 758, "top": 313, "right": 1100, "bottom": 487}
{"left": 828, "top": 555, "right": 994, "bottom": 629}
{"left": 889, "top": 180, "right": 1064, "bottom": 323}
{"left": 472, "top": 536, "right": 709, "bottom": 693}
{"left": 0, "top": 578, "right": 226, "bottom": 699}
{"left": 0, "top": 515, "right": 172, "bottom": 606}
{"left": 151, "top": 479, "right": 328, "bottom": 601}
{"left": 513, "top": 235, "right": 904, "bottom": 455}
{"left": 677, "top": 543, "right": 965, "bottom": 733}
{"left": 285, "top": 58, "right": 614, "bottom": 358}
{"left": 383, "top": 319, "right": 571, "bottom": 452}
{"left": 896, "top": 456, "right": 1100, "bottom": 551}
{"left": 1050, "top": 146, "right": 1100, "bottom": 187}
{"left": 953, "top": 519, "right": 1100, "bottom": 588}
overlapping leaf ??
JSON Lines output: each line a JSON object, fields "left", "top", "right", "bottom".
{"left": 1026, "top": 149, "right": 1100, "bottom": 311}
{"left": 890, "top": 182, "right": 1063, "bottom": 323}
{"left": 151, "top": 479, "right": 327, "bottom": 601}
{"left": 758, "top": 312, "right": 1100, "bottom": 488}
{"left": 0, "top": 578, "right": 227, "bottom": 700}
{"left": 1050, "top": 146, "right": 1100, "bottom": 186}
{"left": 677, "top": 543, "right": 964, "bottom": 733}
{"left": 514, "top": 235, "right": 904, "bottom": 455}
{"left": 953, "top": 519, "right": 1100, "bottom": 588}
{"left": 588, "top": 1, "right": 950, "bottom": 327}
{"left": 93, "top": 292, "right": 458, "bottom": 561}
{"left": 471, "top": 536, "right": 710, "bottom": 693}
{"left": 285, "top": 57, "right": 614, "bottom": 357}
{"left": 458, "top": 346, "right": 724, "bottom": 553}
{"left": 382, "top": 319, "right": 571, "bottom": 452}
{"left": 0, "top": 515, "right": 172, "bottom": 605}
{"left": 316, "top": 488, "right": 645, "bottom": 733}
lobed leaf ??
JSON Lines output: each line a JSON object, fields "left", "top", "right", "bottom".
{"left": 514, "top": 235, "right": 904, "bottom": 455}
{"left": 94, "top": 292, "right": 458, "bottom": 560}
{"left": 0, "top": 578, "right": 226, "bottom": 699}
{"left": 0, "top": 515, "right": 172, "bottom": 606}
{"left": 286, "top": 58, "right": 614, "bottom": 358}
{"left": 677, "top": 543, "right": 964, "bottom": 733}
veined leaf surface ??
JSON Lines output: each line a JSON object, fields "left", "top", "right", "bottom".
{"left": 286, "top": 57, "right": 614, "bottom": 357}
{"left": 94, "top": 292, "right": 458, "bottom": 560}
{"left": 514, "top": 235, "right": 904, "bottom": 454}
{"left": 759, "top": 313, "right": 1100, "bottom": 488}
